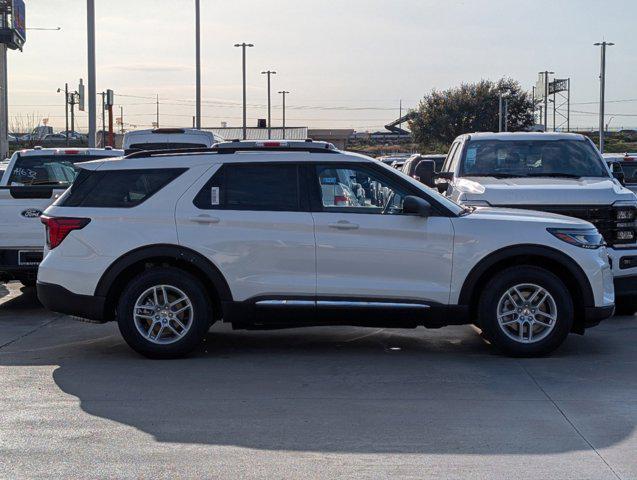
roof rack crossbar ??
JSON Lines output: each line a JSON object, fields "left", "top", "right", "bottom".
{"left": 124, "top": 143, "right": 339, "bottom": 159}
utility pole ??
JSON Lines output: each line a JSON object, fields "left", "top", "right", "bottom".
{"left": 68, "top": 92, "right": 77, "bottom": 135}
{"left": 86, "top": 0, "right": 96, "bottom": 147}
{"left": 156, "top": 94, "right": 159, "bottom": 128}
{"left": 567, "top": 78, "right": 571, "bottom": 132}
{"left": 539, "top": 71, "right": 554, "bottom": 131}
{"left": 552, "top": 94, "right": 556, "bottom": 132}
{"left": 120, "top": 106, "right": 124, "bottom": 134}
{"left": 503, "top": 98, "right": 508, "bottom": 132}
{"left": 0, "top": 43, "right": 7, "bottom": 159}
{"left": 234, "top": 42, "right": 254, "bottom": 140}
{"left": 57, "top": 83, "right": 69, "bottom": 145}
{"left": 595, "top": 41, "right": 614, "bottom": 153}
{"left": 278, "top": 90, "right": 289, "bottom": 139}
{"left": 98, "top": 91, "right": 106, "bottom": 146}
{"left": 261, "top": 70, "right": 276, "bottom": 139}
{"left": 498, "top": 94, "right": 503, "bottom": 132}
{"left": 195, "top": 0, "right": 201, "bottom": 129}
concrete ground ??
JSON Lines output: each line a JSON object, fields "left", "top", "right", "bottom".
{"left": 0, "top": 281, "right": 635, "bottom": 480}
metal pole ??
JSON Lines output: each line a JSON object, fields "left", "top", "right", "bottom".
{"left": 278, "top": 90, "right": 289, "bottom": 139}
{"left": 100, "top": 92, "right": 105, "bottom": 146}
{"left": 235, "top": 43, "right": 254, "bottom": 140}
{"left": 261, "top": 70, "right": 276, "bottom": 139}
{"left": 399, "top": 99, "right": 402, "bottom": 135}
{"left": 553, "top": 93, "right": 556, "bottom": 132}
{"left": 120, "top": 106, "right": 124, "bottom": 134}
{"left": 195, "top": 0, "right": 201, "bottom": 129}
{"left": 64, "top": 83, "right": 69, "bottom": 146}
{"left": 543, "top": 72, "right": 549, "bottom": 130}
{"left": 156, "top": 94, "right": 159, "bottom": 128}
{"left": 70, "top": 97, "right": 75, "bottom": 134}
{"left": 567, "top": 78, "right": 570, "bottom": 132}
{"left": 87, "top": 0, "right": 97, "bottom": 147}
{"left": 0, "top": 44, "right": 7, "bottom": 159}
{"left": 498, "top": 94, "right": 503, "bottom": 132}
{"left": 504, "top": 98, "right": 508, "bottom": 132}
{"left": 595, "top": 41, "right": 614, "bottom": 153}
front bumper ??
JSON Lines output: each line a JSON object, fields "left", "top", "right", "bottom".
{"left": 37, "top": 281, "right": 106, "bottom": 322}
{"left": 583, "top": 305, "right": 615, "bottom": 328}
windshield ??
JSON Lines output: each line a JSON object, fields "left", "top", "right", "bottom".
{"left": 459, "top": 139, "right": 608, "bottom": 178}
{"left": 620, "top": 163, "right": 637, "bottom": 184}
{"left": 7, "top": 154, "right": 113, "bottom": 186}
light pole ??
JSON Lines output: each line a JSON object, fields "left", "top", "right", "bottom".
{"left": 86, "top": 0, "right": 96, "bottom": 147}
{"left": 195, "top": 0, "right": 201, "bottom": 129}
{"left": 56, "top": 84, "right": 69, "bottom": 145}
{"left": 278, "top": 90, "right": 289, "bottom": 139}
{"left": 234, "top": 42, "right": 254, "bottom": 140}
{"left": 595, "top": 41, "right": 614, "bottom": 153}
{"left": 261, "top": 70, "right": 276, "bottom": 139}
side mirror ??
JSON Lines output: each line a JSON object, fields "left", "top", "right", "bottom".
{"left": 434, "top": 171, "right": 453, "bottom": 194}
{"left": 403, "top": 195, "right": 431, "bottom": 217}
{"left": 414, "top": 160, "right": 436, "bottom": 188}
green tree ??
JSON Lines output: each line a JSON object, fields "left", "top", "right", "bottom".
{"left": 409, "top": 78, "right": 535, "bottom": 149}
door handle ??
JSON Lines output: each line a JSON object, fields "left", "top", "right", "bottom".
{"left": 189, "top": 215, "right": 220, "bottom": 224}
{"left": 328, "top": 220, "right": 359, "bottom": 230}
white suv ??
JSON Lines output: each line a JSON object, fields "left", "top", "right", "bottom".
{"left": 37, "top": 140, "right": 615, "bottom": 358}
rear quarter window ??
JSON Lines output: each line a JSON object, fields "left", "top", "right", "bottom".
{"left": 60, "top": 168, "right": 186, "bottom": 208}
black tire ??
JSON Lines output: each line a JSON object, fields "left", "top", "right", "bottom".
{"left": 17, "top": 277, "right": 36, "bottom": 288}
{"left": 116, "top": 267, "right": 213, "bottom": 359}
{"left": 477, "top": 266, "right": 574, "bottom": 357}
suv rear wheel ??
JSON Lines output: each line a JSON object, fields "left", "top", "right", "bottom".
{"left": 478, "top": 266, "right": 574, "bottom": 357}
{"left": 117, "top": 267, "right": 213, "bottom": 358}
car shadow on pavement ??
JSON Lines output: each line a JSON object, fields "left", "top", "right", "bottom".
{"left": 1, "top": 300, "right": 636, "bottom": 455}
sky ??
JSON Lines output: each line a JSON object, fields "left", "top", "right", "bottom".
{"left": 7, "top": 0, "right": 637, "bottom": 132}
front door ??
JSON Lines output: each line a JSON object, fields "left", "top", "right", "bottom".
{"left": 311, "top": 163, "right": 454, "bottom": 307}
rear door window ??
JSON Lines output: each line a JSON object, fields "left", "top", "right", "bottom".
{"left": 60, "top": 168, "right": 186, "bottom": 208}
{"left": 193, "top": 163, "right": 302, "bottom": 211}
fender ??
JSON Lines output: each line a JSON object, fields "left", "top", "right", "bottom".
{"left": 458, "top": 244, "right": 595, "bottom": 307}
{"left": 94, "top": 243, "right": 232, "bottom": 302}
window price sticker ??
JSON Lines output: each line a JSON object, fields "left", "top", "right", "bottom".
{"left": 211, "top": 187, "right": 220, "bottom": 205}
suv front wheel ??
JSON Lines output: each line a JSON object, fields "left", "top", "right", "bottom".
{"left": 117, "top": 267, "right": 213, "bottom": 358}
{"left": 478, "top": 266, "right": 574, "bottom": 357}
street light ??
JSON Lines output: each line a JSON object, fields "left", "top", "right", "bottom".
{"left": 234, "top": 42, "right": 254, "bottom": 140}
{"left": 594, "top": 41, "right": 614, "bottom": 153}
{"left": 56, "top": 84, "right": 69, "bottom": 145}
{"left": 195, "top": 0, "right": 201, "bottom": 129}
{"left": 261, "top": 70, "right": 276, "bottom": 139}
{"left": 278, "top": 90, "right": 290, "bottom": 139}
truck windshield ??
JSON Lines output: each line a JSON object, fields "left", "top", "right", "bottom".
{"left": 459, "top": 139, "right": 608, "bottom": 178}
{"left": 7, "top": 154, "right": 112, "bottom": 186}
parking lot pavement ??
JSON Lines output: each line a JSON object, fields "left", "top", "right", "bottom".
{"left": 0, "top": 282, "right": 635, "bottom": 480}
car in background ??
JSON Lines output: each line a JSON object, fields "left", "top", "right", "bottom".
{"left": 402, "top": 154, "right": 447, "bottom": 178}
{"left": 436, "top": 132, "right": 637, "bottom": 313}
{"left": 603, "top": 153, "right": 637, "bottom": 194}
{"left": 43, "top": 133, "right": 68, "bottom": 142}
{"left": 123, "top": 128, "right": 224, "bottom": 155}
{"left": 376, "top": 154, "right": 410, "bottom": 165}
{"left": 0, "top": 147, "right": 124, "bottom": 287}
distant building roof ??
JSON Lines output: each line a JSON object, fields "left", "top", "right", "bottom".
{"left": 205, "top": 127, "right": 308, "bottom": 141}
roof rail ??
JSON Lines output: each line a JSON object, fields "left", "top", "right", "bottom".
{"left": 124, "top": 140, "right": 339, "bottom": 159}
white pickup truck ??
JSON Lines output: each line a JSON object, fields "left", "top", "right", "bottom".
{"left": 0, "top": 147, "right": 123, "bottom": 286}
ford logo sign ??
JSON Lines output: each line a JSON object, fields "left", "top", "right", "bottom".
{"left": 21, "top": 208, "right": 43, "bottom": 218}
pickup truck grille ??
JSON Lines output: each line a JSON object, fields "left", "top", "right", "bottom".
{"left": 499, "top": 204, "right": 636, "bottom": 247}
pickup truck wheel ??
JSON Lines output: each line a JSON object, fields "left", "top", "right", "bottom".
{"left": 478, "top": 266, "right": 573, "bottom": 357}
{"left": 116, "top": 267, "right": 213, "bottom": 359}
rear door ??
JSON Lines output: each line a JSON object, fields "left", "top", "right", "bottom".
{"left": 310, "top": 162, "right": 454, "bottom": 306}
{"left": 176, "top": 161, "right": 317, "bottom": 304}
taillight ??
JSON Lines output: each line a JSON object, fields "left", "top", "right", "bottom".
{"left": 334, "top": 195, "right": 348, "bottom": 206}
{"left": 40, "top": 216, "right": 90, "bottom": 249}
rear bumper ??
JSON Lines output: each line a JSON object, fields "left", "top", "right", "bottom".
{"left": 0, "top": 248, "right": 42, "bottom": 279}
{"left": 37, "top": 281, "right": 106, "bottom": 322}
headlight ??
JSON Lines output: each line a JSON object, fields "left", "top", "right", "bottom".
{"left": 612, "top": 201, "right": 637, "bottom": 245}
{"left": 548, "top": 228, "right": 604, "bottom": 249}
